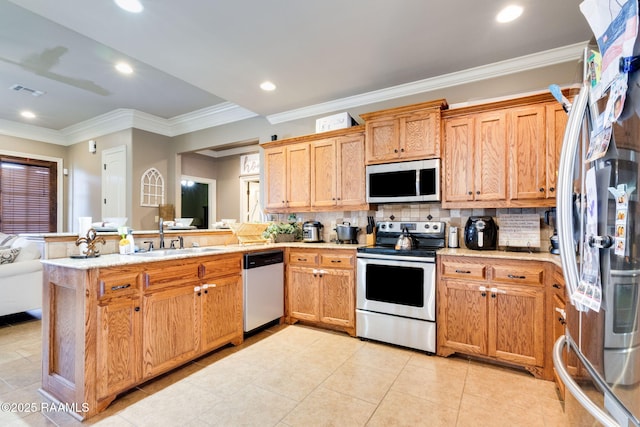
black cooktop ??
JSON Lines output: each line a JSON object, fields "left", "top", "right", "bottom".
{"left": 356, "top": 221, "right": 445, "bottom": 258}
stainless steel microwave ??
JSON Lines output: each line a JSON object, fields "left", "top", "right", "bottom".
{"left": 366, "top": 159, "right": 440, "bottom": 203}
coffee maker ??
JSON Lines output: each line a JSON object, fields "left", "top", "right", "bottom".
{"left": 545, "top": 208, "right": 560, "bottom": 254}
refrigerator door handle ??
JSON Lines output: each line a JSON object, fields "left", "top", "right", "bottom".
{"left": 553, "top": 335, "right": 620, "bottom": 427}
{"left": 557, "top": 82, "right": 590, "bottom": 304}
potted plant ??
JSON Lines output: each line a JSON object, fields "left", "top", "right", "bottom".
{"left": 263, "top": 222, "right": 302, "bottom": 243}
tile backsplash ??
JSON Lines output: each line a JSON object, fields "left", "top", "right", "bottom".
{"left": 278, "top": 203, "right": 556, "bottom": 252}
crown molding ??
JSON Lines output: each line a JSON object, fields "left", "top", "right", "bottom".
{"left": 266, "top": 41, "right": 588, "bottom": 124}
{"left": 195, "top": 144, "right": 260, "bottom": 158}
{"left": 0, "top": 118, "right": 69, "bottom": 145}
{"left": 0, "top": 103, "right": 258, "bottom": 146}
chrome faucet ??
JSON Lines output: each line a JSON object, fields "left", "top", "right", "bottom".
{"left": 158, "top": 217, "right": 165, "bottom": 249}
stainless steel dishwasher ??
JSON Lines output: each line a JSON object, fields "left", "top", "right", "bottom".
{"left": 243, "top": 250, "right": 284, "bottom": 332}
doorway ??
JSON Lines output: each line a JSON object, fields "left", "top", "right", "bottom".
{"left": 181, "top": 175, "right": 216, "bottom": 229}
{"left": 240, "top": 175, "right": 261, "bottom": 222}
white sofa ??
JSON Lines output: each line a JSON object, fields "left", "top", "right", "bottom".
{"left": 0, "top": 234, "right": 43, "bottom": 317}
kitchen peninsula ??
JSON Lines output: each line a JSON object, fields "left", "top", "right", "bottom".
{"left": 38, "top": 240, "right": 359, "bottom": 420}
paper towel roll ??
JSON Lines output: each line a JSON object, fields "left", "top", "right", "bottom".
{"left": 78, "top": 217, "right": 92, "bottom": 255}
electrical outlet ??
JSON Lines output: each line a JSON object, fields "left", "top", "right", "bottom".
{"left": 154, "top": 216, "right": 159, "bottom": 222}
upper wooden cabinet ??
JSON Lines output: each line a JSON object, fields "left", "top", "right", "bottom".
{"left": 264, "top": 142, "right": 311, "bottom": 211}
{"left": 443, "top": 111, "right": 508, "bottom": 204}
{"left": 263, "top": 126, "right": 367, "bottom": 213}
{"left": 361, "top": 99, "right": 447, "bottom": 164}
{"left": 311, "top": 133, "right": 367, "bottom": 210}
{"left": 442, "top": 92, "right": 572, "bottom": 208}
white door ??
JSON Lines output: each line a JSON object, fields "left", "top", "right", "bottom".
{"left": 102, "top": 146, "right": 127, "bottom": 219}
{"left": 240, "top": 175, "right": 261, "bottom": 222}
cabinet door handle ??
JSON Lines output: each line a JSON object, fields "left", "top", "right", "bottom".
{"left": 549, "top": 187, "right": 555, "bottom": 192}
{"left": 479, "top": 285, "right": 487, "bottom": 297}
{"left": 539, "top": 188, "right": 545, "bottom": 192}
{"left": 111, "top": 283, "right": 131, "bottom": 291}
{"left": 553, "top": 283, "right": 561, "bottom": 289}
{"left": 394, "top": 149, "right": 399, "bottom": 153}
{"left": 134, "top": 306, "right": 140, "bottom": 312}
{"left": 468, "top": 191, "right": 472, "bottom": 195}
{"left": 507, "top": 274, "right": 526, "bottom": 279}
{"left": 455, "top": 269, "right": 471, "bottom": 274}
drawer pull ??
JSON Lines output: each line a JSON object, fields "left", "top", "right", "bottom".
{"left": 331, "top": 260, "right": 342, "bottom": 263}
{"left": 297, "top": 258, "right": 307, "bottom": 262}
{"left": 507, "top": 274, "right": 526, "bottom": 279}
{"left": 553, "top": 283, "right": 562, "bottom": 289}
{"left": 455, "top": 269, "right": 471, "bottom": 274}
{"left": 111, "top": 283, "right": 131, "bottom": 291}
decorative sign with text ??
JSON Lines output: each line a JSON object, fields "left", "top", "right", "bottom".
{"left": 497, "top": 214, "right": 540, "bottom": 248}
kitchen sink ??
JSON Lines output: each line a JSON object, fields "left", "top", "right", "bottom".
{"left": 132, "top": 247, "right": 224, "bottom": 257}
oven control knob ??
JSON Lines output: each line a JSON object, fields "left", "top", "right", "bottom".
{"left": 433, "top": 224, "right": 439, "bottom": 230}
{"left": 380, "top": 224, "right": 387, "bottom": 230}
{"left": 424, "top": 224, "right": 430, "bottom": 229}
{"left": 388, "top": 223, "right": 393, "bottom": 229}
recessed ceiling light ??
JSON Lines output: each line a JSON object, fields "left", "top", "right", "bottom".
{"left": 496, "top": 5, "right": 523, "bottom": 23}
{"left": 115, "top": 62, "right": 134, "bottom": 74}
{"left": 260, "top": 81, "right": 276, "bottom": 91}
{"left": 20, "top": 110, "right": 36, "bottom": 119}
{"left": 114, "top": 0, "right": 144, "bottom": 13}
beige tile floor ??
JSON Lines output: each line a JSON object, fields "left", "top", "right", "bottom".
{"left": 0, "top": 312, "right": 573, "bottom": 426}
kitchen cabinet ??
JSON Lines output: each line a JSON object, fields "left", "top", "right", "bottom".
{"left": 508, "top": 105, "right": 548, "bottom": 202}
{"left": 95, "top": 267, "right": 142, "bottom": 401}
{"left": 41, "top": 252, "right": 244, "bottom": 419}
{"left": 547, "top": 264, "right": 580, "bottom": 399}
{"left": 443, "top": 111, "right": 508, "bottom": 204}
{"left": 264, "top": 142, "right": 311, "bottom": 211}
{"left": 286, "top": 248, "right": 355, "bottom": 336}
{"left": 311, "top": 133, "right": 367, "bottom": 210}
{"left": 437, "top": 256, "right": 546, "bottom": 378}
{"left": 199, "top": 255, "right": 243, "bottom": 353}
{"left": 442, "top": 93, "right": 571, "bottom": 208}
{"left": 361, "top": 99, "right": 447, "bottom": 164}
{"left": 263, "top": 126, "right": 368, "bottom": 213}
{"left": 546, "top": 103, "right": 568, "bottom": 199}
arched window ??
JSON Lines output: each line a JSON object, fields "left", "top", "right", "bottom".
{"left": 140, "top": 168, "right": 165, "bottom": 207}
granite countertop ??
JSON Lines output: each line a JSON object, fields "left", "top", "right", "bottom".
{"left": 40, "top": 241, "right": 363, "bottom": 269}
{"left": 438, "top": 247, "right": 562, "bottom": 267}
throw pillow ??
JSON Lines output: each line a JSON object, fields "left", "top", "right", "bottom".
{"left": 0, "top": 247, "right": 20, "bottom": 264}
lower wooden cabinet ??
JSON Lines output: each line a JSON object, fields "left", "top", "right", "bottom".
{"left": 286, "top": 248, "right": 355, "bottom": 336}
{"left": 438, "top": 255, "right": 546, "bottom": 378}
{"left": 41, "top": 252, "right": 244, "bottom": 420}
{"left": 142, "top": 284, "right": 200, "bottom": 378}
{"left": 96, "top": 296, "right": 142, "bottom": 401}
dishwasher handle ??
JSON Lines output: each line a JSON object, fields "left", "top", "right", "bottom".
{"left": 244, "top": 250, "right": 284, "bottom": 269}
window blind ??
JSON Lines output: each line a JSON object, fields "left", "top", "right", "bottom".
{"left": 0, "top": 156, "right": 57, "bottom": 233}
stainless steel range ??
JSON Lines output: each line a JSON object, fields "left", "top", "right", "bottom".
{"left": 356, "top": 221, "right": 445, "bottom": 353}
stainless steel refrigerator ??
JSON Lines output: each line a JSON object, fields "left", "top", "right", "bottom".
{"left": 555, "top": 40, "right": 640, "bottom": 426}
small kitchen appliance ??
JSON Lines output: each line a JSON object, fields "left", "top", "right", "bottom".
{"left": 448, "top": 226, "right": 459, "bottom": 248}
{"left": 464, "top": 216, "right": 497, "bottom": 250}
{"left": 302, "top": 221, "right": 323, "bottom": 242}
{"left": 545, "top": 208, "right": 560, "bottom": 254}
